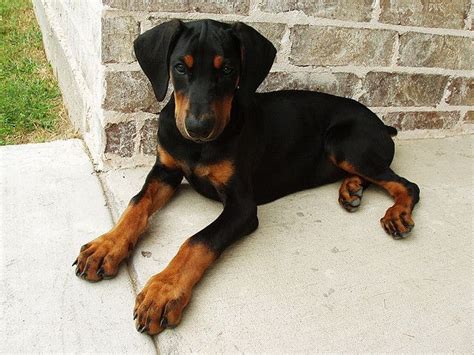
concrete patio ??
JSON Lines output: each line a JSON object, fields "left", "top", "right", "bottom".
{"left": 1, "top": 136, "right": 472, "bottom": 353}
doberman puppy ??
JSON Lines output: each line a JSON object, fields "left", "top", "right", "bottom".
{"left": 73, "top": 19, "right": 420, "bottom": 335}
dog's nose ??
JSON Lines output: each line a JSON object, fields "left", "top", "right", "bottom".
{"left": 185, "top": 116, "right": 214, "bottom": 139}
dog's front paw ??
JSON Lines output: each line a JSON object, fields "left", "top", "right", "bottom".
{"left": 73, "top": 234, "right": 130, "bottom": 282}
{"left": 134, "top": 273, "right": 192, "bottom": 335}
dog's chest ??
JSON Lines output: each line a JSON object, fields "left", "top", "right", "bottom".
{"left": 158, "top": 143, "right": 234, "bottom": 199}
{"left": 183, "top": 160, "right": 234, "bottom": 188}
{"left": 174, "top": 161, "right": 231, "bottom": 202}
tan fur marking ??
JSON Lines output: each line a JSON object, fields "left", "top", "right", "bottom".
{"left": 378, "top": 182, "right": 415, "bottom": 235}
{"left": 213, "top": 55, "right": 223, "bottom": 69}
{"left": 337, "top": 160, "right": 357, "bottom": 175}
{"left": 162, "top": 239, "right": 217, "bottom": 286}
{"left": 183, "top": 54, "right": 194, "bottom": 68}
{"left": 157, "top": 144, "right": 191, "bottom": 175}
{"left": 75, "top": 180, "right": 177, "bottom": 281}
{"left": 174, "top": 91, "right": 190, "bottom": 138}
{"left": 331, "top": 158, "right": 415, "bottom": 235}
{"left": 195, "top": 160, "right": 234, "bottom": 186}
{"left": 379, "top": 181, "right": 412, "bottom": 208}
{"left": 339, "top": 175, "right": 364, "bottom": 201}
{"left": 157, "top": 145, "right": 179, "bottom": 170}
{"left": 114, "top": 181, "right": 175, "bottom": 237}
{"left": 133, "top": 239, "right": 217, "bottom": 334}
{"left": 210, "top": 96, "right": 233, "bottom": 138}
{"left": 334, "top": 160, "right": 412, "bottom": 207}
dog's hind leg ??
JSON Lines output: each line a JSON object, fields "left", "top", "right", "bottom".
{"left": 325, "top": 122, "right": 420, "bottom": 238}
{"left": 331, "top": 157, "right": 420, "bottom": 239}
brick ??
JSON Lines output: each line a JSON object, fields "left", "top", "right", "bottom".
{"left": 103, "top": 0, "right": 188, "bottom": 12}
{"left": 259, "top": 0, "right": 373, "bottom": 22}
{"left": 139, "top": 118, "right": 158, "bottom": 155}
{"left": 246, "top": 22, "right": 286, "bottom": 51}
{"left": 140, "top": 16, "right": 170, "bottom": 33}
{"left": 290, "top": 26, "right": 396, "bottom": 66}
{"left": 140, "top": 19, "right": 283, "bottom": 49}
{"left": 382, "top": 111, "right": 460, "bottom": 130}
{"left": 105, "top": 121, "right": 136, "bottom": 157}
{"left": 259, "top": 71, "right": 360, "bottom": 99}
{"left": 446, "top": 77, "right": 474, "bottom": 106}
{"left": 464, "top": 111, "right": 474, "bottom": 122}
{"left": 379, "top": 0, "right": 470, "bottom": 30}
{"left": 188, "top": 0, "right": 249, "bottom": 15}
{"left": 103, "top": 70, "right": 160, "bottom": 113}
{"left": 102, "top": 15, "right": 139, "bottom": 63}
{"left": 398, "top": 33, "right": 474, "bottom": 70}
{"left": 103, "top": 0, "right": 249, "bottom": 14}
{"left": 360, "top": 72, "right": 449, "bottom": 107}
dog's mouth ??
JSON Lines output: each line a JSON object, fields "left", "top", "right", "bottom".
{"left": 174, "top": 93, "right": 234, "bottom": 144}
{"left": 185, "top": 131, "right": 216, "bottom": 144}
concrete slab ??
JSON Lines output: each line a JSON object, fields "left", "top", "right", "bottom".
{"left": 102, "top": 135, "right": 473, "bottom": 353}
{"left": 0, "top": 140, "right": 155, "bottom": 353}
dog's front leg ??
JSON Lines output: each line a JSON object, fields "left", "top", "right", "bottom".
{"left": 134, "top": 181, "right": 258, "bottom": 334}
{"left": 73, "top": 161, "right": 183, "bottom": 282}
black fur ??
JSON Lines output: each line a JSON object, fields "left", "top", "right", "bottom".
{"left": 133, "top": 19, "right": 420, "bottom": 253}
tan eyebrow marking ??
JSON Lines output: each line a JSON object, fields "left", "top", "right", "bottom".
{"left": 213, "top": 55, "right": 223, "bottom": 69}
{"left": 183, "top": 55, "right": 194, "bottom": 68}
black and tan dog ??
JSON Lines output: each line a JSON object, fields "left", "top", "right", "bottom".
{"left": 73, "top": 19, "right": 420, "bottom": 335}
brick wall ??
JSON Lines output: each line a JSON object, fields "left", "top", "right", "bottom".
{"left": 35, "top": 0, "right": 474, "bottom": 168}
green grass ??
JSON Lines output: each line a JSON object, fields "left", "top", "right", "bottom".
{"left": 0, "top": 0, "right": 74, "bottom": 145}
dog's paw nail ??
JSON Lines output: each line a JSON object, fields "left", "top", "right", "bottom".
{"left": 133, "top": 311, "right": 137, "bottom": 320}
{"left": 72, "top": 258, "right": 78, "bottom": 267}
{"left": 342, "top": 200, "right": 358, "bottom": 212}
{"left": 137, "top": 324, "right": 147, "bottom": 333}
{"left": 160, "top": 316, "right": 168, "bottom": 328}
{"left": 96, "top": 267, "right": 104, "bottom": 277}
{"left": 404, "top": 223, "right": 414, "bottom": 231}
{"left": 391, "top": 230, "right": 404, "bottom": 239}
{"left": 75, "top": 267, "right": 81, "bottom": 276}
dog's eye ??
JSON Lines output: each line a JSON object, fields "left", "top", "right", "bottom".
{"left": 174, "top": 63, "right": 186, "bottom": 74}
{"left": 222, "top": 65, "right": 234, "bottom": 75}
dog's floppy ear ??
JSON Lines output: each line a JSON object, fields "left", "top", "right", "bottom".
{"left": 231, "top": 22, "right": 277, "bottom": 103}
{"left": 134, "top": 19, "right": 182, "bottom": 102}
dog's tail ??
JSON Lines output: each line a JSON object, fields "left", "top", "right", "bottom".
{"left": 385, "top": 125, "right": 398, "bottom": 137}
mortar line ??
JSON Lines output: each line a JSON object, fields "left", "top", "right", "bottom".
{"left": 105, "top": 61, "right": 474, "bottom": 78}
{"left": 390, "top": 32, "right": 401, "bottom": 67}
{"left": 268, "top": 64, "right": 474, "bottom": 77}
{"left": 78, "top": 137, "right": 161, "bottom": 355}
{"left": 97, "top": 170, "right": 161, "bottom": 355}
{"left": 370, "top": 0, "right": 381, "bottom": 24}
{"left": 465, "top": 1, "right": 473, "bottom": 30}
{"left": 370, "top": 106, "right": 472, "bottom": 112}
{"left": 438, "top": 77, "right": 455, "bottom": 109}
{"left": 123, "top": 9, "right": 474, "bottom": 38}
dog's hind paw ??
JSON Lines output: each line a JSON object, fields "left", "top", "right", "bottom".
{"left": 339, "top": 175, "right": 366, "bottom": 212}
{"left": 380, "top": 206, "right": 415, "bottom": 239}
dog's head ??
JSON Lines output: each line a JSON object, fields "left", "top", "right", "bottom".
{"left": 134, "top": 19, "right": 276, "bottom": 143}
